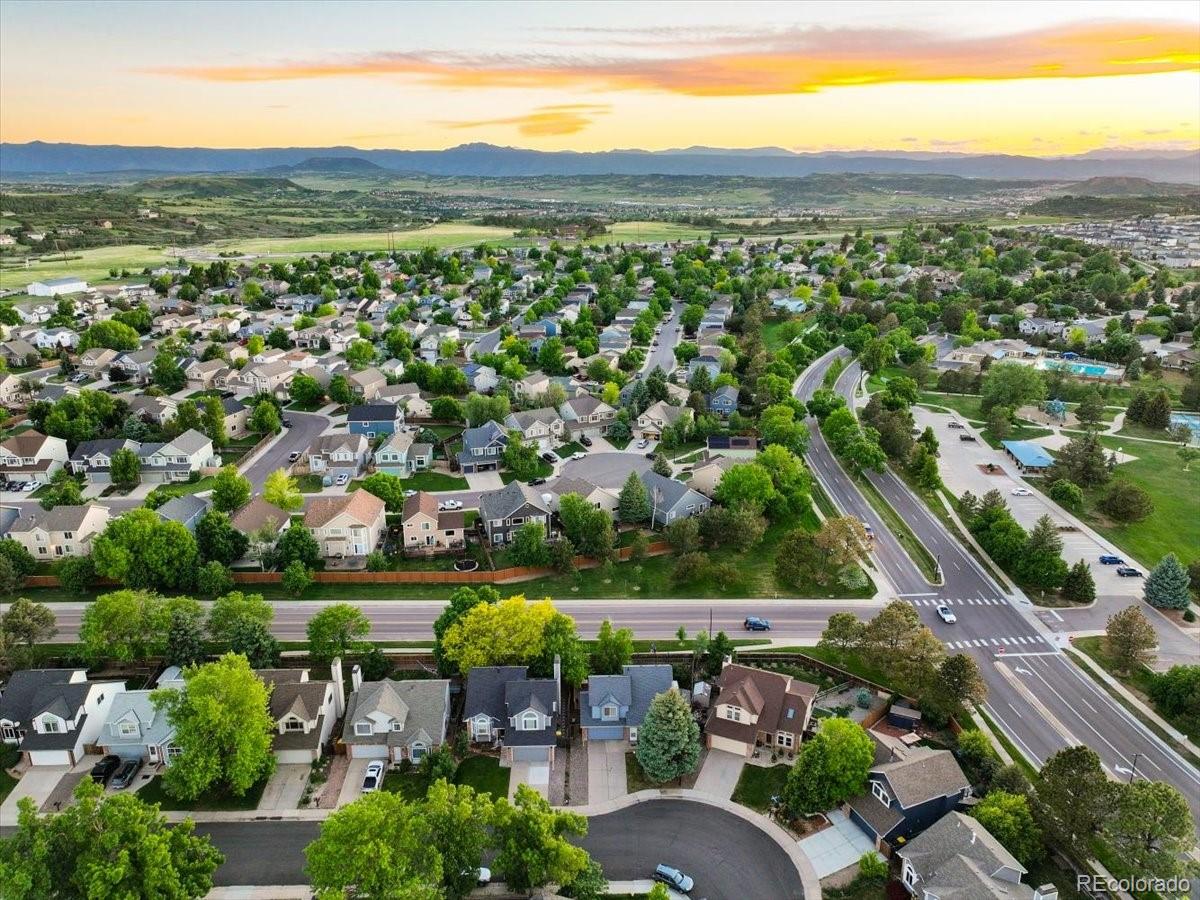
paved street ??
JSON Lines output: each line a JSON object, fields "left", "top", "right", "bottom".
{"left": 640, "top": 300, "right": 685, "bottom": 377}
{"left": 241, "top": 410, "right": 330, "bottom": 492}
{"left": 794, "top": 348, "right": 1200, "bottom": 822}
{"left": 557, "top": 450, "right": 651, "bottom": 490}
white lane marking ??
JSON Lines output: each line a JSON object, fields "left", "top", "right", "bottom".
{"left": 899, "top": 592, "right": 938, "bottom": 597}
{"left": 1001, "top": 638, "right": 1012, "bottom": 645}
{"left": 1007, "top": 702, "right": 1024, "bottom": 719}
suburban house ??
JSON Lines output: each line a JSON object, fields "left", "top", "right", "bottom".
{"left": 126, "top": 395, "right": 178, "bottom": 427}
{"left": 559, "top": 395, "right": 616, "bottom": 434}
{"left": 305, "top": 433, "right": 370, "bottom": 478}
{"left": 78, "top": 347, "right": 118, "bottom": 377}
{"left": 463, "top": 662, "right": 561, "bottom": 766}
{"left": 349, "top": 367, "right": 387, "bottom": 400}
{"left": 688, "top": 354, "right": 722, "bottom": 382}
{"left": 0, "top": 338, "right": 39, "bottom": 368}
{"left": 478, "top": 480, "right": 555, "bottom": 546}
{"left": 342, "top": 666, "right": 451, "bottom": 763}
{"left": 848, "top": 746, "right": 971, "bottom": 848}
{"left": 69, "top": 438, "right": 139, "bottom": 483}
{"left": 460, "top": 362, "right": 499, "bottom": 393}
{"left": 347, "top": 403, "right": 404, "bottom": 438}
{"left": 239, "top": 360, "right": 294, "bottom": 396}
{"left": 580, "top": 665, "right": 675, "bottom": 743}
{"left": 378, "top": 382, "right": 430, "bottom": 417}
{"left": 0, "top": 669, "right": 125, "bottom": 766}
{"left": 98, "top": 667, "right": 185, "bottom": 767}
{"left": 897, "top": 811, "right": 1057, "bottom": 900}
{"left": 689, "top": 455, "right": 740, "bottom": 498}
{"left": 138, "top": 430, "right": 215, "bottom": 483}
{"left": 636, "top": 401, "right": 693, "bottom": 441}
{"left": 373, "top": 429, "right": 433, "bottom": 477}
{"left": 708, "top": 385, "right": 740, "bottom": 417}
{"left": 504, "top": 408, "right": 567, "bottom": 452}
{"left": 155, "top": 494, "right": 210, "bottom": 532}
{"left": 7, "top": 503, "right": 111, "bottom": 559}
{"left": 547, "top": 476, "right": 618, "bottom": 516}
{"left": 258, "top": 667, "right": 341, "bottom": 763}
{"left": 230, "top": 496, "right": 289, "bottom": 540}
{"left": 185, "top": 358, "right": 229, "bottom": 390}
{"left": 639, "top": 470, "right": 711, "bottom": 527}
{"left": 401, "top": 491, "right": 466, "bottom": 554}
{"left": 304, "top": 490, "right": 386, "bottom": 559}
{"left": 457, "top": 420, "right": 508, "bottom": 474}
{"left": 0, "top": 430, "right": 69, "bottom": 486}
{"left": 704, "top": 662, "right": 817, "bottom": 759}
{"left": 110, "top": 348, "right": 158, "bottom": 383}
{"left": 0, "top": 373, "right": 31, "bottom": 409}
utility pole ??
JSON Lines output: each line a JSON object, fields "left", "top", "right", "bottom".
{"left": 1129, "top": 753, "right": 1140, "bottom": 783}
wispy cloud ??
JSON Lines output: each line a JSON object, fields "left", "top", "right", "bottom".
{"left": 145, "top": 21, "right": 1199, "bottom": 96}
{"left": 438, "top": 104, "right": 610, "bottom": 136}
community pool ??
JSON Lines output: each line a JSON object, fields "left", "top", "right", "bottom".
{"left": 1038, "top": 359, "right": 1119, "bottom": 379}
{"left": 1170, "top": 413, "right": 1200, "bottom": 444}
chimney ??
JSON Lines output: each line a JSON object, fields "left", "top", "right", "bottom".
{"left": 722, "top": 655, "right": 733, "bottom": 670}
{"left": 351, "top": 663, "right": 363, "bottom": 694}
{"left": 330, "top": 657, "right": 346, "bottom": 718}
{"left": 1033, "top": 886, "right": 1058, "bottom": 900}
{"left": 553, "top": 654, "right": 561, "bottom": 714}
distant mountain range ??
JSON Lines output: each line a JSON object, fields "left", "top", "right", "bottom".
{"left": 3, "top": 141, "right": 1198, "bottom": 183}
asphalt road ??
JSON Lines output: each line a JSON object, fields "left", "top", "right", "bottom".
{"left": 242, "top": 411, "right": 330, "bottom": 492}
{"left": 640, "top": 301, "right": 685, "bottom": 377}
{"left": 795, "top": 347, "right": 1200, "bottom": 822}
{"left": 22, "top": 597, "right": 882, "bottom": 644}
{"left": 197, "top": 799, "right": 803, "bottom": 897}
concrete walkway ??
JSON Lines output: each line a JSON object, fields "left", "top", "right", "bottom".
{"left": 586, "top": 739, "right": 628, "bottom": 803}
{"left": 693, "top": 749, "right": 745, "bottom": 800}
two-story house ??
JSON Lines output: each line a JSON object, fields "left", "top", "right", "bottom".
{"left": 139, "top": 429, "right": 214, "bottom": 483}
{"left": 707, "top": 385, "right": 739, "bottom": 417}
{"left": 504, "top": 408, "right": 566, "bottom": 453}
{"left": 8, "top": 503, "right": 111, "bottom": 559}
{"left": 580, "top": 665, "right": 675, "bottom": 743}
{"left": 640, "top": 470, "right": 710, "bottom": 528}
{"left": 348, "top": 367, "right": 388, "bottom": 401}
{"left": 688, "top": 354, "right": 722, "bottom": 382}
{"left": 347, "top": 403, "right": 404, "bottom": 439}
{"left": 373, "top": 429, "right": 433, "bottom": 477}
{"left": 897, "top": 811, "right": 1058, "bottom": 900}
{"left": 457, "top": 420, "right": 508, "bottom": 474}
{"left": 478, "top": 480, "right": 555, "bottom": 546}
{"left": 0, "top": 668, "right": 125, "bottom": 766}
{"left": 377, "top": 382, "right": 431, "bottom": 418}
{"left": 547, "top": 476, "right": 618, "bottom": 517}
{"left": 258, "top": 667, "right": 341, "bottom": 763}
{"left": 401, "top": 491, "right": 465, "bottom": 554}
{"left": 0, "top": 430, "right": 69, "bottom": 486}
{"left": 304, "top": 490, "right": 386, "bottom": 558}
{"left": 848, "top": 746, "right": 971, "bottom": 848}
{"left": 69, "top": 437, "right": 139, "bottom": 483}
{"left": 342, "top": 666, "right": 451, "bottom": 763}
{"left": 109, "top": 347, "right": 157, "bottom": 383}
{"left": 98, "top": 666, "right": 185, "bottom": 767}
{"left": 460, "top": 362, "right": 499, "bottom": 393}
{"left": 704, "top": 662, "right": 817, "bottom": 759}
{"left": 636, "top": 401, "right": 693, "bottom": 441}
{"left": 305, "top": 433, "right": 370, "bottom": 478}
{"left": 239, "top": 360, "right": 295, "bottom": 396}
{"left": 463, "top": 662, "right": 561, "bottom": 766}
{"left": 688, "top": 455, "right": 740, "bottom": 498}
{"left": 0, "top": 373, "right": 31, "bottom": 409}
{"left": 559, "top": 395, "right": 616, "bottom": 435}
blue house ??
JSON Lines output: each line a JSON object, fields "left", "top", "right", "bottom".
{"left": 457, "top": 420, "right": 507, "bottom": 474}
{"left": 708, "top": 384, "right": 739, "bottom": 417}
{"left": 688, "top": 354, "right": 722, "bottom": 382}
{"left": 580, "top": 665, "right": 674, "bottom": 743}
{"left": 347, "top": 403, "right": 404, "bottom": 439}
{"left": 848, "top": 747, "right": 971, "bottom": 848}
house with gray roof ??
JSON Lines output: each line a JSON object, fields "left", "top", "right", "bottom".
{"left": 504, "top": 407, "right": 566, "bottom": 452}
{"left": 457, "top": 420, "right": 507, "bottom": 474}
{"left": 463, "top": 662, "right": 561, "bottom": 766}
{"left": 848, "top": 746, "right": 971, "bottom": 848}
{"left": 897, "top": 811, "right": 1057, "bottom": 900}
{"left": 0, "top": 669, "right": 125, "bottom": 766}
{"left": 477, "top": 479, "right": 555, "bottom": 546}
{"left": 559, "top": 395, "right": 616, "bottom": 434}
{"left": 639, "top": 470, "right": 711, "bottom": 528}
{"left": 580, "top": 665, "right": 675, "bottom": 743}
{"left": 259, "top": 667, "right": 340, "bottom": 763}
{"left": 156, "top": 494, "right": 210, "bottom": 532}
{"left": 98, "top": 666, "right": 185, "bottom": 766}
{"left": 342, "top": 666, "right": 450, "bottom": 763}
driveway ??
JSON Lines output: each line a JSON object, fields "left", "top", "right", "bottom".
{"left": 587, "top": 739, "right": 628, "bottom": 802}
{"left": 507, "top": 761, "right": 550, "bottom": 799}
{"left": 257, "top": 764, "right": 310, "bottom": 811}
{"left": 465, "top": 471, "right": 504, "bottom": 491}
{"left": 798, "top": 809, "right": 881, "bottom": 879}
{"left": 557, "top": 451, "right": 652, "bottom": 490}
{"left": 337, "top": 758, "right": 372, "bottom": 807}
{"left": 0, "top": 765, "right": 69, "bottom": 820}
{"left": 693, "top": 749, "right": 745, "bottom": 799}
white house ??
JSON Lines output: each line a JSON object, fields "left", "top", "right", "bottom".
{"left": 0, "top": 669, "right": 125, "bottom": 766}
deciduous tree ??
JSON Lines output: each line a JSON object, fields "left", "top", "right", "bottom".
{"left": 592, "top": 619, "right": 634, "bottom": 675}
{"left": 210, "top": 465, "right": 251, "bottom": 513}
{"left": 1105, "top": 605, "right": 1157, "bottom": 673}
{"left": 972, "top": 791, "right": 1042, "bottom": 867}
{"left": 492, "top": 785, "right": 590, "bottom": 893}
{"left": 783, "top": 718, "right": 874, "bottom": 815}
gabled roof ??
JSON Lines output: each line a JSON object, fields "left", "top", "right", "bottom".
{"left": 639, "top": 470, "right": 706, "bottom": 512}
{"left": 347, "top": 403, "right": 400, "bottom": 422}
{"left": 343, "top": 678, "right": 450, "bottom": 748}
{"left": 581, "top": 665, "right": 673, "bottom": 730}
{"left": 402, "top": 490, "right": 439, "bottom": 521}
{"left": 461, "top": 420, "right": 507, "bottom": 452}
{"left": 230, "top": 497, "right": 288, "bottom": 534}
{"left": 872, "top": 747, "right": 970, "bottom": 808}
{"left": 155, "top": 494, "right": 209, "bottom": 524}
{"left": 899, "top": 811, "right": 1031, "bottom": 898}
{"left": 9, "top": 503, "right": 107, "bottom": 535}
{"left": 478, "top": 480, "right": 550, "bottom": 522}
{"left": 305, "top": 490, "right": 385, "bottom": 529}
{"left": 463, "top": 666, "right": 529, "bottom": 721}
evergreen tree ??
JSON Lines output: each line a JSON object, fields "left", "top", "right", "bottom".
{"left": 617, "top": 471, "right": 650, "bottom": 524}
{"left": 1144, "top": 553, "right": 1191, "bottom": 610}
{"left": 634, "top": 690, "right": 701, "bottom": 783}
{"left": 1142, "top": 389, "right": 1173, "bottom": 430}
{"left": 1061, "top": 559, "right": 1096, "bottom": 604}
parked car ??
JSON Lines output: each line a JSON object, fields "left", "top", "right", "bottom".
{"left": 958, "top": 434, "right": 977, "bottom": 442}
{"left": 530, "top": 477, "right": 546, "bottom": 486}
{"left": 334, "top": 473, "right": 350, "bottom": 486}
{"left": 111, "top": 758, "right": 142, "bottom": 789}
{"left": 1099, "top": 554, "right": 1124, "bottom": 565}
{"left": 475, "top": 868, "right": 492, "bottom": 886}
{"left": 743, "top": 616, "right": 772, "bottom": 631}
{"left": 288, "top": 451, "right": 301, "bottom": 463}
{"left": 570, "top": 451, "right": 586, "bottom": 461}
{"left": 281, "top": 418, "right": 293, "bottom": 428}
{"left": 654, "top": 864, "right": 694, "bottom": 894}
{"left": 1116, "top": 567, "right": 1143, "bottom": 578}
{"left": 361, "top": 760, "right": 385, "bottom": 793}
{"left": 1011, "top": 487, "right": 1032, "bottom": 496}
{"left": 541, "top": 452, "right": 557, "bottom": 464}
{"left": 439, "top": 499, "right": 463, "bottom": 511}
{"left": 579, "top": 435, "right": 593, "bottom": 447}
{"left": 403, "top": 489, "right": 418, "bottom": 498}
{"left": 644, "top": 451, "right": 657, "bottom": 459}
{"left": 637, "top": 439, "right": 650, "bottom": 449}
{"left": 947, "top": 421, "right": 964, "bottom": 429}
{"left": 24, "top": 480, "right": 42, "bottom": 492}
{"left": 936, "top": 604, "right": 957, "bottom": 624}
{"left": 90, "top": 755, "right": 121, "bottom": 785}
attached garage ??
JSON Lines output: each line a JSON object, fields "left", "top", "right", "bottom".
{"left": 276, "top": 748, "right": 318, "bottom": 765}
{"left": 511, "top": 745, "right": 552, "bottom": 763}
{"left": 348, "top": 744, "right": 389, "bottom": 759}
{"left": 28, "top": 749, "right": 73, "bottom": 767}
{"left": 585, "top": 726, "right": 626, "bottom": 741}
{"left": 707, "top": 734, "right": 749, "bottom": 757}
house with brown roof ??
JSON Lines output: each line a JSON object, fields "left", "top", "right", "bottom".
{"left": 704, "top": 662, "right": 817, "bottom": 758}
{"left": 401, "top": 491, "right": 465, "bottom": 554}
{"left": 0, "top": 430, "right": 69, "bottom": 486}
{"left": 304, "top": 490, "right": 386, "bottom": 559}
{"left": 256, "top": 667, "right": 341, "bottom": 763}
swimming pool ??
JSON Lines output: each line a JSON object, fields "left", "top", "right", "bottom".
{"left": 1170, "top": 413, "right": 1200, "bottom": 444}
{"left": 1039, "top": 360, "right": 1117, "bottom": 379}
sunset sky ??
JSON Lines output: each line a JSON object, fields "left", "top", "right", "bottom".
{"left": 2, "top": 0, "right": 1198, "bottom": 155}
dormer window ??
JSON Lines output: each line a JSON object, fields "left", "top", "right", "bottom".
{"left": 520, "top": 711, "right": 540, "bottom": 731}
{"left": 39, "top": 716, "right": 62, "bottom": 734}
{"left": 284, "top": 719, "right": 305, "bottom": 732}
{"left": 354, "top": 721, "right": 372, "bottom": 736}
{"left": 602, "top": 705, "right": 618, "bottom": 720}
{"left": 117, "top": 720, "right": 138, "bottom": 737}
{"left": 390, "top": 721, "right": 403, "bottom": 731}
{"left": 725, "top": 706, "right": 742, "bottom": 722}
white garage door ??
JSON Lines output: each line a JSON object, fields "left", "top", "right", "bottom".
{"left": 707, "top": 735, "right": 748, "bottom": 757}
{"left": 28, "top": 749, "right": 72, "bottom": 767}
{"left": 276, "top": 749, "right": 315, "bottom": 765}
{"left": 349, "top": 744, "right": 389, "bottom": 759}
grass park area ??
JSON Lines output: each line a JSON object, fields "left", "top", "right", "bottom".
{"left": 350, "top": 471, "right": 469, "bottom": 493}
{"left": 136, "top": 774, "right": 268, "bottom": 811}
{"left": 731, "top": 765, "right": 789, "bottom": 812}
{"left": 452, "top": 755, "right": 510, "bottom": 798}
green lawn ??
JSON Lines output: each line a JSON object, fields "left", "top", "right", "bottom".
{"left": 422, "top": 424, "right": 464, "bottom": 440}
{"left": 186, "top": 389, "right": 224, "bottom": 400}
{"left": 625, "top": 752, "right": 658, "bottom": 793}
{"left": 0, "top": 745, "right": 20, "bottom": 805}
{"left": 286, "top": 399, "right": 325, "bottom": 412}
{"left": 145, "top": 475, "right": 216, "bottom": 502}
{"left": 500, "top": 459, "right": 553, "bottom": 484}
{"left": 917, "top": 392, "right": 985, "bottom": 422}
{"left": 350, "top": 471, "right": 468, "bottom": 493}
{"left": 1073, "top": 436, "right": 1200, "bottom": 567}
{"left": 383, "top": 770, "right": 430, "bottom": 802}
{"left": 555, "top": 441, "right": 586, "bottom": 458}
{"left": 731, "top": 764, "right": 789, "bottom": 812}
{"left": 136, "top": 774, "right": 268, "bottom": 811}
{"left": 296, "top": 474, "right": 324, "bottom": 493}
{"left": 453, "top": 755, "right": 510, "bottom": 799}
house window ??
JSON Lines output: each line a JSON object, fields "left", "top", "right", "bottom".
{"left": 410, "top": 742, "right": 427, "bottom": 761}
{"left": 777, "top": 732, "right": 794, "bottom": 749}
{"left": 1, "top": 724, "right": 17, "bottom": 741}
{"left": 40, "top": 717, "right": 61, "bottom": 734}
{"left": 472, "top": 718, "right": 491, "bottom": 739}
{"left": 871, "top": 780, "right": 891, "bottom": 806}
{"left": 166, "top": 745, "right": 183, "bottom": 760}
{"left": 520, "top": 712, "right": 540, "bottom": 731}
{"left": 284, "top": 719, "right": 305, "bottom": 732}
{"left": 118, "top": 721, "right": 139, "bottom": 737}
{"left": 602, "top": 705, "right": 618, "bottom": 720}
{"left": 354, "top": 722, "right": 373, "bottom": 736}
{"left": 63, "top": 531, "right": 73, "bottom": 539}
{"left": 903, "top": 863, "right": 917, "bottom": 887}
{"left": 725, "top": 706, "right": 741, "bottom": 723}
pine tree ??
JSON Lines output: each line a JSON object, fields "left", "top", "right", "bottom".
{"left": 617, "top": 471, "right": 650, "bottom": 524}
{"left": 1125, "top": 389, "right": 1149, "bottom": 425}
{"left": 634, "top": 690, "right": 700, "bottom": 784}
{"left": 1061, "top": 559, "right": 1096, "bottom": 604}
{"left": 1144, "top": 553, "right": 1191, "bottom": 610}
{"left": 1142, "top": 390, "right": 1173, "bottom": 430}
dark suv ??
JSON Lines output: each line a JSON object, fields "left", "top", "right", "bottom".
{"left": 90, "top": 755, "right": 121, "bottom": 785}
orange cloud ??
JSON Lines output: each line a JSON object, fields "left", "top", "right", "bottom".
{"left": 146, "top": 21, "right": 1200, "bottom": 96}
{"left": 439, "top": 104, "right": 610, "bottom": 136}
